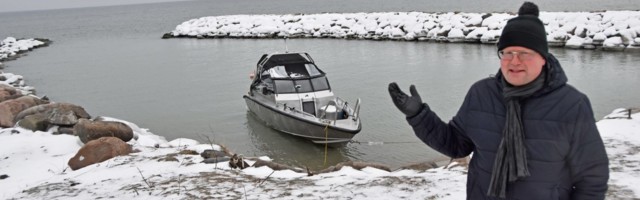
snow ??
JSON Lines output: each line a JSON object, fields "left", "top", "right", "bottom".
{"left": 566, "top": 36, "right": 586, "bottom": 48}
{"left": 168, "top": 10, "right": 640, "bottom": 49}
{"left": 0, "top": 108, "right": 638, "bottom": 199}
{"left": 0, "top": 37, "right": 46, "bottom": 61}
{"left": 0, "top": 122, "right": 466, "bottom": 199}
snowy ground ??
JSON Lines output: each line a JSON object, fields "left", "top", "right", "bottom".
{"left": 167, "top": 11, "right": 640, "bottom": 50}
{"left": 0, "top": 106, "right": 638, "bottom": 199}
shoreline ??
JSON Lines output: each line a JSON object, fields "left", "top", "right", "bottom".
{"left": 163, "top": 11, "right": 640, "bottom": 51}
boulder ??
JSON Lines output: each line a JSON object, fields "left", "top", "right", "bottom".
{"left": 48, "top": 108, "right": 78, "bottom": 125}
{"left": 0, "top": 85, "right": 22, "bottom": 102}
{"left": 14, "top": 102, "right": 91, "bottom": 125}
{"left": 16, "top": 113, "right": 49, "bottom": 131}
{"left": 67, "top": 137, "right": 131, "bottom": 170}
{"left": 54, "top": 126, "right": 75, "bottom": 135}
{"left": 200, "top": 149, "right": 228, "bottom": 159}
{"left": 74, "top": 118, "right": 134, "bottom": 143}
{"left": 0, "top": 96, "right": 48, "bottom": 128}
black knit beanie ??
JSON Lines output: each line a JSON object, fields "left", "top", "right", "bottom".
{"left": 497, "top": 2, "right": 548, "bottom": 58}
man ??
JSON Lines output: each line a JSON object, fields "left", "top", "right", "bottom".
{"left": 388, "top": 2, "right": 609, "bottom": 199}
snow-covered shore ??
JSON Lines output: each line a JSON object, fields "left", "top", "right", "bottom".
{"left": 2, "top": 37, "right": 639, "bottom": 199}
{"left": 1, "top": 108, "right": 638, "bottom": 199}
{"left": 166, "top": 11, "right": 640, "bottom": 51}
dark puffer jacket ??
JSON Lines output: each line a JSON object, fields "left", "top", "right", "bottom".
{"left": 407, "top": 55, "right": 609, "bottom": 199}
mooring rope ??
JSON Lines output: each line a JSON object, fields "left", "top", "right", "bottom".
{"left": 349, "top": 140, "right": 420, "bottom": 145}
{"left": 323, "top": 123, "right": 329, "bottom": 167}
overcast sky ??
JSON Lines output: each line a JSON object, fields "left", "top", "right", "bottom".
{"left": 0, "top": 0, "right": 189, "bottom": 13}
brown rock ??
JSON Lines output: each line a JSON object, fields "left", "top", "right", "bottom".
{"left": 0, "top": 85, "right": 22, "bottom": 102}
{"left": 0, "top": 96, "right": 48, "bottom": 128}
{"left": 398, "top": 161, "right": 439, "bottom": 171}
{"left": 14, "top": 102, "right": 91, "bottom": 125}
{"left": 67, "top": 137, "right": 131, "bottom": 170}
{"left": 74, "top": 118, "right": 134, "bottom": 143}
{"left": 178, "top": 150, "right": 198, "bottom": 155}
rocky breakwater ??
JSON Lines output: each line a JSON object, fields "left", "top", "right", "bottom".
{"left": 1, "top": 37, "right": 134, "bottom": 171}
{"left": 0, "top": 37, "right": 51, "bottom": 69}
{"left": 164, "top": 10, "right": 640, "bottom": 51}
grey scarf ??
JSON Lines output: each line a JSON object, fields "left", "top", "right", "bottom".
{"left": 487, "top": 70, "right": 546, "bottom": 198}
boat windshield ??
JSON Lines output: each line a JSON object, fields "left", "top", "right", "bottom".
{"left": 305, "top": 63, "right": 322, "bottom": 76}
{"left": 310, "top": 76, "right": 329, "bottom": 91}
{"left": 274, "top": 76, "right": 330, "bottom": 94}
{"left": 264, "top": 63, "right": 323, "bottom": 79}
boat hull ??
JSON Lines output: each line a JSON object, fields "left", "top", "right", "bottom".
{"left": 243, "top": 95, "right": 360, "bottom": 145}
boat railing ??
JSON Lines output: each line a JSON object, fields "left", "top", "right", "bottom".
{"left": 352, "top": 98, "right": 361, "bottom": 121}
{"left": 334, "top": 97, "right": 360, "bottom": 121}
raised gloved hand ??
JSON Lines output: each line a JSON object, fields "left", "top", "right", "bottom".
{"left": 388, "top": 82, "right": 424, "bottom": 117}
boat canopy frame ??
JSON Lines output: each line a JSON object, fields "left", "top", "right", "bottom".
{"left": 252, "top": 52, "right": 332, "bottom": 94}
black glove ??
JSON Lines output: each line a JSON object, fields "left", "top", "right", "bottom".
{"left": 388, "top": 82, "right": 424, "bottom": 117}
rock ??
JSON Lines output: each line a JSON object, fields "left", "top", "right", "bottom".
{"left": 14, "top": 102, "right": 91, "bottom": 125}
{"left": 317, "top": 161, "right": 391, "bottom": 174}
{"left": 0, "top": 85, "right": 22, "bottom": 102}
{"left": 16, "top": 113, "right": 49, "bottom": 131}
{"left": 159, "top": 154, "right": 179, "bottom": 162}
{"left": 0, "top": 96, "right": 48, "bottom": 128}
{"left": 161, "top": 32, "right": 174, "bottom": 39}
{"left": 55, "top": 126, "right": 75, "bottom": 135}
{"left": 603, "top": 36, "right": 626, "bottom": 51}
{"left": 48, "top": 108, "right": 78, "bottom": 125}
{"left": 67, "top": 137, "right": 131, "bottom": 170}
{"left": 251, "top": 159, "right": 306, "bottom": 173}
{"left": 178, "top": 149, "right": 198, "bottom": 155}
{"left": 202, "top": 157, "right": 230, "bottom": 164}
{"left": 398, "top": 161, "right": 439, "bottom": 171}
{"left": 74, "top": 118, "right": 134, "bottom": 143}
{"left": 200, "top": 149, "right": 228, "bottom": 159}
{"left": 625, "top": 45, "right": 640, "bottom": 52}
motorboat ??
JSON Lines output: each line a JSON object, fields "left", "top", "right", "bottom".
{"left": 243, "top": 52, "right": 361, "bottom": 145}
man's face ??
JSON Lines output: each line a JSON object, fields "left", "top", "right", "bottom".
{"left": 499, "top": 46, "right": 546, "bottom": 86}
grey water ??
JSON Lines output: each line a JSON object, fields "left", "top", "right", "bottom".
{"left": 1, "top": 0, "right": 639, "bottom": 170}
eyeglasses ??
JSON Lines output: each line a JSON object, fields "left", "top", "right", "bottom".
{"left": 498, "top": 50, "right": 537, "bottom": 61}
